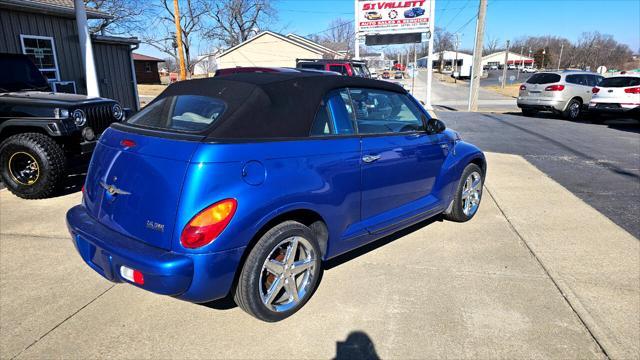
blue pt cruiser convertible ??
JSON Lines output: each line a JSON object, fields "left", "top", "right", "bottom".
{"left": 67, "top": 71, "right": 486, "bottom": 322}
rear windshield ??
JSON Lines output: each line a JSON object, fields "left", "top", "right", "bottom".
{"left": 599, "top": 76, "right": 640, "bottom": 88}
{"left": 527, "top": 73, "right": 561, "bottom": 84}
{"left": 298, "top": 63, "right": 324, "bottom": 70}
{"left": 126, "top": 95, "right": 225, "bottom": 132}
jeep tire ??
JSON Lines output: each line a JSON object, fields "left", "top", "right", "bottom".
{"left": 0, "top": 133, "right": 66, "bottom": 199}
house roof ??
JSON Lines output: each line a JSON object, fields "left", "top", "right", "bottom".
{"left": 216, "top": 31, "right": 327, "bottom": 59}
{"left": 133, "top": 53, "right": 164, "bottom": 62}
{"left": 285, "top": 33, "right": 343, "bottom": 57}
{"left": 0, "top": 0, "right": 111, "bottom": 19}
{"left": 482, "top": 50, "right": 533, "bottom": 60}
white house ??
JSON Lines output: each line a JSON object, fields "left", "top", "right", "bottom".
{"left": 215, "top": 31, "right": 342, "bottom": 69}
{"left": 481, "top": 51, "right": 534, "bottom": 68}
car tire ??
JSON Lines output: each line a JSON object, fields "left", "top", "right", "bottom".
{"left": 0, "top": 133, "right": 66, "bottom": 199}
{"left": 563, "top": 98, "right": 582, "bottom": 121}
{"left": 521, "top": 108, "right": 537, "bottom": 117}
{"left": 444, "top": 163, "right": 484, "bottom": 223}
{"left": 234, "top": 221, "right": 322, "bottom": 322}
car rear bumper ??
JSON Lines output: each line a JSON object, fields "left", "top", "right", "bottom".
{"left": 517, "top": 97, "right": 566, "bottom": 112}
{"left": 588, "top": 101, "right": 640, "bottom": 114}
{"left": 66, "top": 205, "right": 244, "bottom": 303}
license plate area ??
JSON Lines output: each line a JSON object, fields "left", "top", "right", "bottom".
{"left": 75, "top": 235, "right": 115, "bottom": 280}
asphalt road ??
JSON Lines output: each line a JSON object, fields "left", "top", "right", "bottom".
{"left": 440, "top": 111, "right": 640, "bottom": 237}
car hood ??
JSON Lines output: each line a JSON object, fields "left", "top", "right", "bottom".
{"left": 0, "top": 91, "right": 113, "bottom": 106}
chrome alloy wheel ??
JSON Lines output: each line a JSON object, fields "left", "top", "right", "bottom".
{"left": 569, "top": 102, "right": 580, "bottom": 119}
{"left": 260, "top": 236, "right": 317, "bottom": 312}
{"left": 461, "top": 171, "right": 482, "bottom": 217}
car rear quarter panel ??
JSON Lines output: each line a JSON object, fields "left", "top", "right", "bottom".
{"left": 173, "top": 138, "right": 362, "bottom": 256}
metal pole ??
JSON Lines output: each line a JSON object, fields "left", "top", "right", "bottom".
{"left": 501, "top": 40, "right": 510, "bottom": 88}
{"left": 412, "top": 43, "right": 416, "bottom": 94}
{"left": 557, "top": 42, "right": 564, "bottom": 70}
{"left": 173, "top": 0, "right": 187, "bottom": 80}
{"left": 354, "top": 0, "right": 360, "bottom": 60}
{"left": 517, "top": 45, "right": 523, "bottom": 80}
{"left": 468, "top": 0, "right": 487, "bottom": 112}
{"left": 425, "top": 0, "right": 436, "bottom": 110}
{"left": 74, "top": 0, "right": 99, "bottom": 97}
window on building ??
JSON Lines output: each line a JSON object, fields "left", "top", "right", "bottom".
{"left": 20, "top": 35, "right": 59, "bottom": 81}
{"left": 145, "top": 62, "right": 152, "bottom": 72}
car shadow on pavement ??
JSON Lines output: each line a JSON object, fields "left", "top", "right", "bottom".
{"left": 504, "top": 111, "right": 640, "bottom": 133}
{"left": 334, "top": 331, "right": 380, "bottom": 360}
{"left": 324, "top": 216, "right": 441, "bottom": 270}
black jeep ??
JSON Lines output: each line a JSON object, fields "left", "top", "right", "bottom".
{"left": 0, "top": 53, "right": 125, "bottom": 199}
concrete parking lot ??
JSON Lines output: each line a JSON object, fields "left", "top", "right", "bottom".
{"left": 1, "top": 151, "right": 638, "bottom": 359}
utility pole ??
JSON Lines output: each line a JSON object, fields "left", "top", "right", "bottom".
{"left": 529, "top": 47, "right": 534, "bottom": 69}
{"left": 501, "top": 40, "right": 510, "bottom": 88}
{"left": 541, "top": 48, "right": 546, "bottom": 70}
{"left": 557, "top": 42, "right": 564, "bottom": 70}
{"left": 425, "top": 0, "right": 436, "bottom": 109}
{"left": 412, "top": 43, "right": 417, "bottom": 94}
{"left": 517, "top": 45, "right": 524, "bottom": 80}
{"left": 173, "top": 0, "right": 187, "bottom": 80}
{"left": 468, "top": 0, "right": 487, "bottom": 112}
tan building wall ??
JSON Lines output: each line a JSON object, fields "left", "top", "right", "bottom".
{"left": 216, "top": 33, "right": 323, "bottom": 69}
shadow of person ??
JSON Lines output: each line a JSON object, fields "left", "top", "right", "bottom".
{"left": 334, "top": 331, "right": 380, "bottom": 360}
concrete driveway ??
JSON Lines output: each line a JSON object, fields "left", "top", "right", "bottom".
{"left": 1, "top": 153, "right": 638, "bottom": 359}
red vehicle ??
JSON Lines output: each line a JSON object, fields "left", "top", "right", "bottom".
{"left": 296, "top": 59, "right": 371, "bottom": 78}
{"left": 393, "top": 63, "right": 406, "bottom": 71}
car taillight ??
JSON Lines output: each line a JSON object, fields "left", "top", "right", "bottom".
{"left": 592, "top": 87, "right": 600, "bottom": 94}
{"left": 519, "top": 84, "right": 526, "bottom": 90}
{"left": 624, "top": 87, "right": 640, "bottom": 94}
{"left": 120, "top": 139, "right": 136, "bottom": 148}
{"left": 545, "top": 84, "right": 565, "bottom": 91}
{"left": 120, "top": 266, "right": 144, "bottom": 285}
{"left": 180, "top": 199, "right": 237, "bottom": 249}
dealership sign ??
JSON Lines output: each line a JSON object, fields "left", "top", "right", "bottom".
{"left": 356, "top": 0, "right": 430, "bottom": 35}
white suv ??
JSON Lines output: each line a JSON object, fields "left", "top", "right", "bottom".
{"left": 517, "top": 71, "right": 603, "bottom": 120}
{"left": 589, "top": 74, "right": 640, "bottom": 120}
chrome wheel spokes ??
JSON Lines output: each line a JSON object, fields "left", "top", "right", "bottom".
{"left": 462, "top": 171, "right": 482, "bottom": 216}
{"left": 260, "top": 236, "right": 316, "bottom": 312}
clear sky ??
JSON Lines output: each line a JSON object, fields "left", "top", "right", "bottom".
{"left": 138, "top": 0, "right": 640, "bottom": 58}
{"left": 275, "top": 0, "right": 640, "bottom": 51}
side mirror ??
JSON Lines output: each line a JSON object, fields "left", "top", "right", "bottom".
{"left": 424, "top": 117, "right": 446, "bottom": 134}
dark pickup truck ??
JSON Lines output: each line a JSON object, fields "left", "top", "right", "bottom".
{"left": 0, "top": 53, "right": 125, "bottom": 199}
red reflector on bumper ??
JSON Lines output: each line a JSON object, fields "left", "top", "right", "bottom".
{"left": 120, "top": 266, "right": 144, "bottom": 285}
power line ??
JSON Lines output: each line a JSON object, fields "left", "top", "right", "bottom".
{"left": 442, "top": 0, "right": 473, "bottom": 30}
{"left": 305, "top": 20, "right": 355, "bottom": 38}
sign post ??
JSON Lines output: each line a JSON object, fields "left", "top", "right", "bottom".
{"left": 425, "top": 0, "right": 435, "bottom": 109}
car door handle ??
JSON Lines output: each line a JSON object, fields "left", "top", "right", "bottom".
{"left": 362, "top": 155, "right": 381, "bottom": 163}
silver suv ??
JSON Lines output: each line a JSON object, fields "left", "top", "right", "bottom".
{"left": 517, "top": 71, "right": 603, "bottom": 120}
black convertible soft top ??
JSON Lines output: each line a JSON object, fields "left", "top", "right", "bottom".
{"left": 155, "top": 72, "right": 407, "bottom": 139}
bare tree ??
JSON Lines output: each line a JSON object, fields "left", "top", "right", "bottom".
{"left": 84, "top": 0, "right": 145, "bottom": 35}
{"left": 314, "top": 17, "right": 355, "bottom": 55}
{"left": 141, "top": 0, "right": 209, "bottom": 75}
{"left": 483, "top": 35, "right": 500, "bottom": 55}
{"left": 205, "top": 0, "right": 276, "bottom": 48}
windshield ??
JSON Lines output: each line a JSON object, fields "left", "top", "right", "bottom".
{"left": 0, "top": 55, "right": 50, "bottom": 92}
{"left": 526, "top": 73, "right": 561, "bottom": 84}
{"left": 599, "top": 76, "right": 640, "bottom": 88}
{"left": 126, "top": 95, "right": 226, "bottom": 133}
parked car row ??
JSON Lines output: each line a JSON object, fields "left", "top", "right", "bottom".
{"left": 517, "top": 70, "right": 639, "bottom": 120}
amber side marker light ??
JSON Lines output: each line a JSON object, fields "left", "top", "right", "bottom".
{"left": 181, "top": 199, "right": 238, "bottom": 249}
